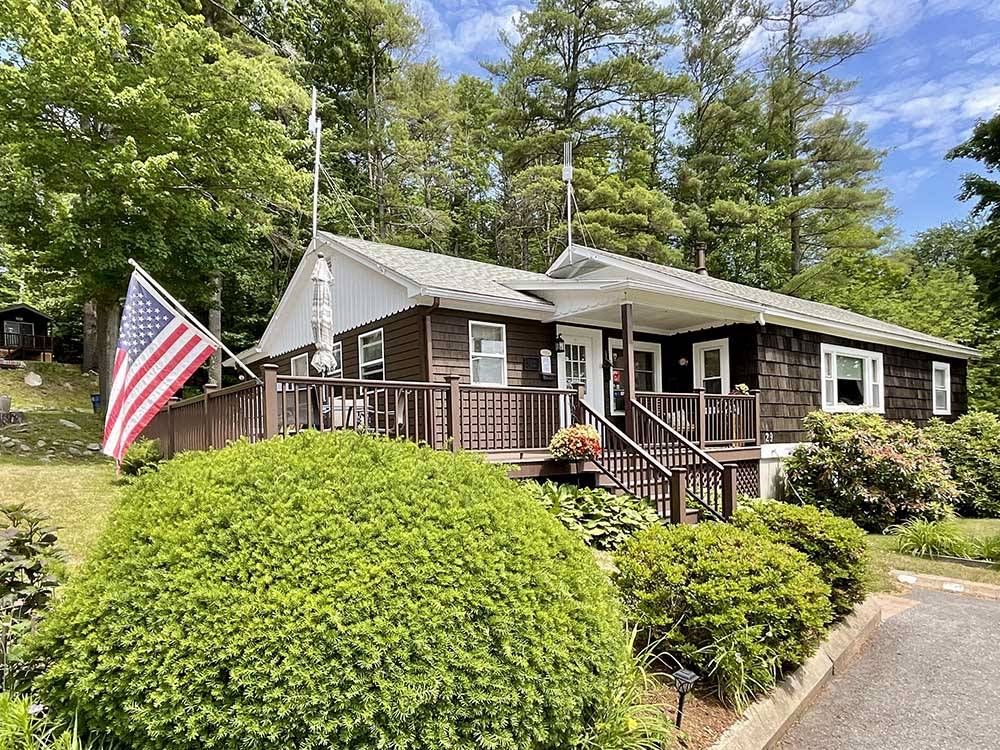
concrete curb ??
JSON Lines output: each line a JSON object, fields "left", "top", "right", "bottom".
{"left": 708, "top": 598, "right": 882, "bottom": 750}
{"left": 891, "top": 569, "right": 1000, "bottom": 601}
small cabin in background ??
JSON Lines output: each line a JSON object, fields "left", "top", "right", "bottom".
{"left": 0, "top": 303, "right": 54, "bottom": 361}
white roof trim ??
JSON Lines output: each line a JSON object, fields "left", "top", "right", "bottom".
{"left": 545, "top": 245, "right": 979, "bottom": 360}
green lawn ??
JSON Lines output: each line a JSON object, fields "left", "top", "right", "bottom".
{"left": 867, "top": 518, "right": 1000, "bottom": 592}
{"left": 0, "top": 458, "right": 119, "bottom": 564}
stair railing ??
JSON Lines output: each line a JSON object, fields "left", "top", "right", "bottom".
{"left": 631, "top": 399, "right": 734, "bottom": 521}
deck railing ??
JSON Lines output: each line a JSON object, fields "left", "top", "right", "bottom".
{"left": 1, "top": 333, "right": 55, "bottom": 352}
{"left": 637, "top": 388, "right": 759, "bottom": 448}
{"left": 460, "top": 386, "right": 574, "bottom": 452}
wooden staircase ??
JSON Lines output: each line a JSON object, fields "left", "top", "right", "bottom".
{"left": 573, "top": 393, "right": 735, "bottom": 523}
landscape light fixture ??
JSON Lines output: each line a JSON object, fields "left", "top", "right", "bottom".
{"left": 554, "top": 334, "right": 565, "bottom": 354}
{"left": 671, "top": 668, "right": 699, "bottom": 729}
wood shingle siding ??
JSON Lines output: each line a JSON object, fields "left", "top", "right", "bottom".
{"left": 429, "top": 309, "right": 557, "bottom": 386}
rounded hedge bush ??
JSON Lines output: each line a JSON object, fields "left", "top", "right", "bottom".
{"left": 925, "top": 412, "right": 1000, "bottom": 518}
{"left": 32, "top": 431, "right": 627, "bottom": 750}
{"left": 613, "top": 523, "right": 832, "bottom": 709}
{"left": 732, "top": 499, "right": 868, "bottom": 617}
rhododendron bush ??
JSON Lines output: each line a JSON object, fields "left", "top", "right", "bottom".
{"left": 785, "top": 412, "right": 958, "bottom": 531}
{"left": 549, "top": 424, "right": 601, "bottom": 461}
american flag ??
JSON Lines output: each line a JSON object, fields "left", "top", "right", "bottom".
{"left": 103, "top": 272, "right": 215, "bottom": 463}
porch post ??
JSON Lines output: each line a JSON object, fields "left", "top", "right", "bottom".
{"left": 695, "top": 387, "right": 707, "bottom": 448}
{"left": 620, "top": 302, "right": 636, "bottom": 438}
{"left": 262, "top": 365, "right": 279, "bottom": 439}
{"left": 669, "top": 467, "right": 688, "bottom": 524}
{"left": 445, "top": 374, "right": 462, "bottom": 452}
{"left": 165, "top": 396, "right": 178, "bottom": 458}
{"left": 722, "top": 463, "right": 738, "bottom": 519}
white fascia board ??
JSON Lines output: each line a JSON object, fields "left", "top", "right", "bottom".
{"left": 416, "top": 286, "right": 554, "bottom": 313}
{"left": 763, "top": 312, "right": 980, "bottom": 360}
{"left": 255, "top": 239, "right": 321, "bottom": 356}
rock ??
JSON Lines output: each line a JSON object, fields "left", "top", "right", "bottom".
{"left": 58, "top": 419, "right": 81, "bottom": 430}
{"left": 19, "top": 443, "right": 30, "bottom": 452}
{"left": 35, "top": 440, "right": 45, "bottom": 448}
{"left": 67, "top": 446, "right": 81, "bottom": 456}
{"left": 39, "top": 455, "right": 50, "bottom": 462}
{"left": 63, "top": 382, "right": 74, "bottom": 390}
{"left": 23, "top": 372, "right": 42, "bottom": 387}
{"left": 87, "top": 443, "right": 101, "bottom": 452}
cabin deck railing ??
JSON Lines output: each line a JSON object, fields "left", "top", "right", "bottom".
{"left": 0, "top": 333, "right": 55, "bottom": 353}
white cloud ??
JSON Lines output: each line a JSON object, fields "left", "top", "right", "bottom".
{"left": 411, "top": 0, "right": 524, "bottom": 72}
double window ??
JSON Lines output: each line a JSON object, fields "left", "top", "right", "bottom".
{"left": 821, "top": 344, "right": 884, "bottom": 413}
{"left": 469, "top": 321, "right": 507, "bottom": 386}
{"left": 932, "top": 362, "right": 951, "bottom": 415}
{"left": 359, "top": 329, "right": 385, "bottom": 380}
{"left": 692, "top": 338, "right": 730, "bottom": 394}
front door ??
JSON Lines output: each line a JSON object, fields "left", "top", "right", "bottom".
{"left": 557, "top": 325, "right": 605, "bottom": 417}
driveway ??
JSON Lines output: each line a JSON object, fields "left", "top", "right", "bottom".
{"left": 778, "top": 587, "right": 1000, "bottom": 750}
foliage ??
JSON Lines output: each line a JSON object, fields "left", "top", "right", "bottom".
{"left": 31, "top": 431, "right": 627, "bottom": 750}
{"left": 117, "top": 439, "right": 161, "bottom": 478}
{"left": 888, "top": 518, "right": 971, "bottom": 559}
{"left": 732, "top": 499, "right": 868, "bottom": 617}
{"left": 925, "top": 412, "right": 1000, "bottom": 517}
{"left": 575, "top": 632, "right": 676, "bottom": 750}
{"left": 0, "top": 693, "right": 117, "bottom": 750}
{"left": 785, "top": 412, "right": 960, "bottom": 532}
{"left": 971, "top": 535, "right": 1000, "bottom": 564}
{"left": 549, "top": 424, "right": 602, "bottom": 461}
{"left": 613, "top": 523, "right": 832, "bottom": 710}
{"left": 528, "top": 481, "right": 660, "bottom": 551}
{"left": 0, "top": 505, "right": 62, "bottom": 692}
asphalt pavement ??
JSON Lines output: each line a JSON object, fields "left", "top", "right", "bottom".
{"left": 778, "top": 587, "right": 1000, "bottom": 750}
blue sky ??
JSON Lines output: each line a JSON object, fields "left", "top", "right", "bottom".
{"left": 411, "top": 0, "right": 1000, "bottom": 242}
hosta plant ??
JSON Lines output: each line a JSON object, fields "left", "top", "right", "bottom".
{"left": 528, "top": 481, "right": 660, "bottom": 551}
{"left": 549, "top": 424, "right": 602, "bottom": 461}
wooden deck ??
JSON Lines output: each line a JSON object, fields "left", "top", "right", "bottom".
{"left": 142, "top": 367, "right": 762, "bottom": 522}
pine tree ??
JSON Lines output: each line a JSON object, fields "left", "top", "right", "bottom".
{"left": 762, "top": 0, "right": 887, "bottom": 275}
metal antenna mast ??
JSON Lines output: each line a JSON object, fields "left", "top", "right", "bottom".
{"left": 309, "top": 87, "right": 322, "bottom": 241}
{"left": 562, "top": 140, "right": 573, "bottom": 249}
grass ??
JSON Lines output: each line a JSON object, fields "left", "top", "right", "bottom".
{"left": 0, "top": 458, "right": 119, "bottom": 565}
{"left": 867, "top": 518, "right": 1000, "bottom": 592}
{"left": 0, "top": 362, "right": 98, "bottom": 411}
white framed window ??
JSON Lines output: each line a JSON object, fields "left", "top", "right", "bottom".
{"left": 692, "top": 338, "right": 730, "bottom": 394}
{"left": 329, "top": 341, "right": 343, "bottom": 377}
{"left": 608, "top": 338, "right": 662, "bottom": 415}
{"left": 820, "top": 344, "right": 884, "bottom": 413}
{"left": 359, "top": 328, "right": 385, "bottom": 380}
{"left": 932, "top": 361, "right": 951, "bottom": 416}
{"left": 290, "top": 353, "right": 310, "bottom": 377}
{"left": 469, "top": 321, "right": 508, "bottom": 386}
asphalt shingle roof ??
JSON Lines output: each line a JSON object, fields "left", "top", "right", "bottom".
{"left": 593, "top": 248, "right": 969, "bottom": 350}
{"left": 324, "top": 233, "right": 552, "bottom": 306}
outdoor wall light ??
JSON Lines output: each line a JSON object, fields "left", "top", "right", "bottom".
{"left": 671, "top": 668, "right": 699, "bottom": 729}
{"left": 678, "top": 357, "right": 689, "bottom": 367}
{"left": 554, "top": 334, "right": 565, "bottom": 354}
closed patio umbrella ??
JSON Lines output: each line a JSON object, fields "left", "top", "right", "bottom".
{"left": 310, "top": 254, "right": 337, "bottom": 375}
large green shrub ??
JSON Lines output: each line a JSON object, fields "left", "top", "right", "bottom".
{"left": 31, "top": 431, "right": 628, "bottom": 750}
{"left": 613, "top": 523, "right": 832, "bottom": 710}
{"left": 118, "top": 438, "right": 162, "bottom": 477}
{"left": 925, "top": 412, "right": 1000, "bottom": 517}
{"left": 528, "top": 481, "right": 661, "bottom": 551}
{"left": 784, "top": 412, "right": 959, "bottom": 531}
{"left": 732, "top": 500, "right": 868, "bottom": 617}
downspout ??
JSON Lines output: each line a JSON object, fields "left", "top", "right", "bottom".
{"left": 422, "top": 297, "right": 440, "bottom": 381}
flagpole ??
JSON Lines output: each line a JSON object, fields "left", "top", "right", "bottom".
{"left": 126, "top": 259, "right": 260, "bottom": 383}
{"left": 309, "top": 86, "right": 322, "bottom": 241}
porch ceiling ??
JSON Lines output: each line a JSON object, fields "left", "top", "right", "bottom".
{"left": 546, "top": 286, "right": 759, "bottom": 335}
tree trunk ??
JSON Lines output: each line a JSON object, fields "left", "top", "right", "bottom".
{"left": 95, "top": 299, "right": 121, "bottom": 414}
{"left": 208, "top": 274, "right": 223, "bottom": 386}
{"left": 81, "top": 300, "right": 98, "bottom": 372}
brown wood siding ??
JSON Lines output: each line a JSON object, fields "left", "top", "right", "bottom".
{"left": 657, "top": 324, "right": 759, "bottom": 393}
{"left": 258, "top": 306, "right": 429, "bottom": 380}
{"left": 429, "top": 309, "right": 557, "bottom": 386}
{"left": 755, "top": 325, "right": 969, "bottom": 444}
